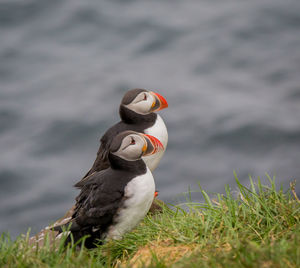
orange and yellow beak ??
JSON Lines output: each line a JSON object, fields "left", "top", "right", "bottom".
{"left": 150, "top": 91, "right": 168, "bottom": 112}
{"left": 142, "top": 134, "right": 164, "bottom": 156}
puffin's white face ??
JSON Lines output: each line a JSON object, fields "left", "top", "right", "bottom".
{"left": 112, "top": 134, "right": 146, "bottom": 161}
{"left": 124, "top": 91, "right": 156, "bottom": 115}
{"left": 111, "top": 132, "right": 164, "bottom": 161}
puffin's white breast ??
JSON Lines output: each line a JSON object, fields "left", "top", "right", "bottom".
{"left": 143, "top": 114, "right": 168, "bottom": 171}
{"left": 106, "top": 167, "right": 155, "bottom": 240}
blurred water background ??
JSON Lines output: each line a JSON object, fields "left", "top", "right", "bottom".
{"left": 1, "top": 0, "right": 300, "bottom": 238}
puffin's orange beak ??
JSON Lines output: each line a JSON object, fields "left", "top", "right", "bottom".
{"left": 150, "top": 92, "right": 168, "bottom": 111}
{"left": 142, "top": 134, "right": 164, "bottom": 156}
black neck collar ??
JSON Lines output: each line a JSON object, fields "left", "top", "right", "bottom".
{"left": 108, "top": 153, "right": 147, "bottom": 174}
{"left": 119, "top": 105, "right": 157, "bottom": 125}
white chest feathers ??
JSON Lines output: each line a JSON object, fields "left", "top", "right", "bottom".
{"left": 106, "top": 168, "right": 155, "bottom": 240}
{"left": 143, "top": 114, "right": 168, "bottom": 171}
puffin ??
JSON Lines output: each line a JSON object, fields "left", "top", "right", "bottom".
{"left": 82, "top": 88, "right": 168, "bottom": 179}
{"left": 54, "top": 131, "right": 163, "bottom": 248}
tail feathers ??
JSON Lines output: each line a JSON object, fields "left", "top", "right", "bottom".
{"left": 28, "top": 219, "right": 95, "bottom": 249}
{"left": 28, "top": 213, "right": 73, "bottom": 249}
{"left": 28, "top": 225, "right": 68, "bottom": 249}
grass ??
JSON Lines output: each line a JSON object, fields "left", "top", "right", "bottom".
{"left": 0, "top": 175, "right": 299, "bottom": 267}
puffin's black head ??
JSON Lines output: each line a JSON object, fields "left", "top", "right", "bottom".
{"left": 119, "top": 89, "right": 168, "bottom": 123}
{"left": 109, "top": 131, "right": 164, "bottom": 163}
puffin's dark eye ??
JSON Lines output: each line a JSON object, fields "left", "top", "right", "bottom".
{"left": 130, "top": 138, "right": 136, "bottom": 145}
{"left": 143, "top": 94, "right": 147, "bottom": 101}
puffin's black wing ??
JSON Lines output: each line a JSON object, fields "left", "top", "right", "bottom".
{"left": 57, "top": 169, "right": 130, "bottom": 248}
{"left": 73, "top": 171, "right": 124, "bottom": 228}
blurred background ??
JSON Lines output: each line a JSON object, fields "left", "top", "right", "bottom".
{"left": 1, "top": 0, "right": 300, "bottom": 238}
